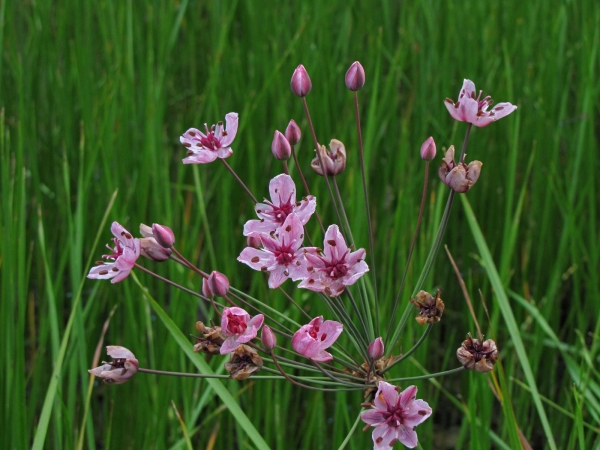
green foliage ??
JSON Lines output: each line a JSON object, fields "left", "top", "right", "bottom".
{"left": 2, "top": 0, "right": 599, "bottom": 448}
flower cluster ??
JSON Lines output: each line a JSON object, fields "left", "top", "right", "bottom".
{"left": 86, "top": 61, "right": 514, "bottom": 449}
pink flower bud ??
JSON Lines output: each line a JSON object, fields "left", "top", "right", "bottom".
{"left": 290, "top": 64, "right": 312, "bottom": 97}
{"left": 140, "top": 237, "right": 172, "bottom": 262}
{"left": 285, "top": 119, "right": 301, "bottom": 145}
{"left": 368, "top": 337, "right": 384, "bottom": 360}
{"left": 246, "top": 235, "right": 262, "bottom": 249}
{"left": 88, "top": 346, "right": 139, "bottom": 385}
{"left": 420, "top": 136, "right": 436, "bottom": 161}
{"left": 207, "top": 271, "right": 230, "bottom": 297}
{"left": 151, "top": 223, "right": 175, "bottom": 248}
{"left": 201, "top": 278, "right": 213, "bottom": 299}
{"left": 345, "top": 61, "right": 365, "bottom": 91}
{"left": 271, "top": 130, "right": 291, "bottom": 161}
{"left": 311, "top": 139, "right": 347, "bottom": 176}
{"left": 261, "top": 325, "right": 277, "bottom": 350}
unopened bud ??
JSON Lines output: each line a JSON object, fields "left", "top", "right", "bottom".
{"left": 140, "top": 237, "right": 172, "bottom": 262}
{"left": 420, "top": 136, "right": 436, "bottom": 161}
{"left": 246, "top": 235, "right": 262, "bottom": 249}
{"left": 202, "top": 278, "right": 213, "bottom": 299}
{"left": 368, "top": 337, "right": 384, "bottom": 360}
{"left": 456, "top": 333, "right": 498, "bottom": 373}
{"left": 261, "top": 325, "right": 277, "bottom": 350}
{"left": 290, "top": 64, "right": 312, "bottom": 97}
{"left": 271, "top": 130, "right": 291, "bottom": 161}
{"left": 139, "top": 223, "right": 153, "bottom": 238}
{"left": 438, "top": 146, "right": 482, "bottom": 193}
{"left": 285, "top": 119, "right": 301, "bottom": 145}
{"left": 311, "top": 139, "right": 347, "bottom": 176}
{"left": 152, "top": 223, "right": 175, "bottom": 248}
{"left": 345, "top": 61, "right": 365, "bottom": 91}
{"left": 207, "top": 271, "right": 230, "bottom": 297}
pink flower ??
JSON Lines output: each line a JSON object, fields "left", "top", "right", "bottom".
{"left": 291, "top": 316, "right": 343, "bottom": 362}
{"left": 444, "top": 79, "right": 517, "bottom": 127}
{"left": 220, "top": 307, "right": 264, "bottom": 354}
{"left": 361, "top": 382, "right": 432, "bottom": 449}
{"left": 89, "top": 346, "right": 139, "bottom": 385}
{"left": 180, "top": 112, "right": 239, "bottom": 164}
{"left": 87, "top": 222, "right": 141, "bottom": 283}
{"left": 299, "top": 225, "right": 369, "bottom": 297}
{"left": 238, "top": 213, "right": 312, "bottom": 288}
{"left": 243, "top": 174, "right": 316, "bottom": 237}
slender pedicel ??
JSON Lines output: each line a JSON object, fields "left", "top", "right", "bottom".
{"left": 353, "top": 90, "right": 380, "bottom": 336}
{"left": 219, "top": 158, "right": 259, "bottom": 204}
{"left": 385, "top": 160, "right": 430, "bottom": 344}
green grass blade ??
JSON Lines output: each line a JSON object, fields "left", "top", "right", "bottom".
{"left": 460, "top": 194, "right": 557, "bottom": 450}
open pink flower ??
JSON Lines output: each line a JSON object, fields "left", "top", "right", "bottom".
{"left": 220, "top": 307, "right": 264, "bottom": 354}
{"left": 444, "top": 79, "right": 517, "bottom": 127}
{"left": 180, "top": 112, "right": 239, "bottom": 164}
{"left": 89, "top": 346, "right": 139, "bottom": 385}
{"left": 361, "top": 382, "right": 432, "bottom": 449}
{"left": 299, "top": 225, "right": 368, "bottom": 297}
{"left": 87, "top": 222, "right": 141, "bottom": 283}
{"left": 238, "top": 213, "right": 312, "bottom": 288}
{"left": 243, "top": 174, "right": 316, "bottom": 237}
{"left": 292, "top": 316, "right": 343, "bottom": 362}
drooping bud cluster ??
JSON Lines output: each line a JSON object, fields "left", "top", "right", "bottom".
{"left": 456, "top": 333, "right": 498, "bottom": 373}
{"left": 311, "top": 139, "right": 347, "bottom": 176}
{"left": 225, "top": 345, "right": 264, "bottom": 380}
{"left": 438, "top": 146, "right": 482, "bottom": 193}
{"left": 89, "top": 346, "right": 139, "bottom": 384}
{"left": 410, "top": 289, "right": 445, "bottom": 326}
{"left": 193, "top": 321, "right": 226, "bottom": 355}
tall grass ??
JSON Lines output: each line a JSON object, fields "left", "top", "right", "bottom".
{"left": 2, "top": 0, "right": 599, "bottom": 448}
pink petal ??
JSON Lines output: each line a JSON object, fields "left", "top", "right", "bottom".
{"left": 379, "top": 381, "right": 400, "bottom": 410}
{"left": 220, "top": 336, "right": 241, "bottom": 354}
{"left": 459, "top": 79, "right": 476, "bottom": 100}
{"left": 311, "top": 349, "right": 333, "bottom": 362}
{"left": 491, "top": 102, "right": 517, "bottom": 120}
{"left": 106, "top": 345, "right": 135, "bottom": 360}
{"left": 360, "top": 409, "right": 387, "bottom": 426}
{"left": 461, "top": 98, "right": 480, "bottom": 123}
{"left": 293, "top": 195, "right": 317, "bottom": 225}
{"left": 267, "top": 266, "right": 288, "bottom": 288}
{"left": 220, "top": 113, "right": 239, "bottom": 147}
{"left": 346, "top": 248, "right": 366, "bottom": 266}
{"left": 243, "top": 218, "right": 276, "bottom": 236}
{"left": 372, "top": 425, "right": 396, "bottom": 450}
{"left": 318, "top": 320, "right": 343, "bottom": 348}
{"left": 403, "top": 399, "right": 432, "bottom": 427}
{"left": 247, "top": 314, "right": 264, "bottom": 331}
{"left": 87, "top": 263, "right": 118, "bottom": 280}
{"left": 268, "top": 174, "right": 296, "bottom": 207}
{"left": 444, "top": 100, "right": 464, "bottom": 122}
{"left": 279, "top": 214, "right": 304, "bottom": 249}
{"left": 396, "top": 426, "right": 419, "bottom": 449}
{"left": 238, "top": 247, "right": 275, "bottom": 270}
{"left": 398, "top": 385, "right": 418, "bottom": 408}
{"left": 216, "top": 147, "right": 233, "bottom": 159}
{"left": 182, "top": 149, "right": 219, "bottom": 164}
{"left": 323, "top": 225, "right": 348, "bottom": 262}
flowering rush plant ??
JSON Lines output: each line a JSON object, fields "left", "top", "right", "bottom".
{"left": 88, "top": 65, "right": 514, "bottom": 448}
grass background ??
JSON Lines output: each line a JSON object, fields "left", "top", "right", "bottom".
{"left": 2, "top": 0, "right": 599, "bottom": 448}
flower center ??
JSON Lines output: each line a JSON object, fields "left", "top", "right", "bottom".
{"left": 274, "top": 248, "right": 294, "bottom": 265}
{"left": 326, "top": 262, "right": 348, "bottom": 280}
{"left": 199, "top": 125, "right": 222, "bottom": 151}
{"left": 227, "top": 315, "right": 247, "bottom": 334}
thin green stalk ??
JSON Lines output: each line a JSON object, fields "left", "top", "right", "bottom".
{"left": 353, "top": 90, "right": 380, "bottom": 337}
